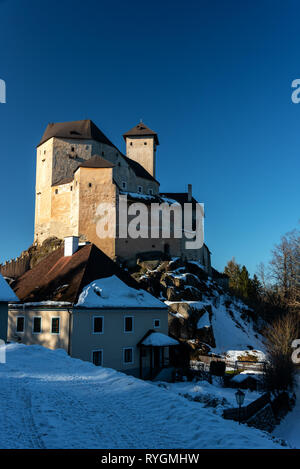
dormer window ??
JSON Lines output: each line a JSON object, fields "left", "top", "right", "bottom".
{"left": 138, "top": 186, "right": 143, "bottom": 194}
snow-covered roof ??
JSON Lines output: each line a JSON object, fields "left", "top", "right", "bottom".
{"left": 141, "top": 332, "right": 179, "bottom": 347}
{"left": 0, "top": 274, "right": 19, "bottom": 303}
{"left": 75, "top": 275, "right": 166, "bottom": 309}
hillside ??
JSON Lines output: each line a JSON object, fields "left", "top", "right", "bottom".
{"left": 131, "top": 257, "right": 265, "bottom": 358}
{"left": 0, "top": 343, "right": 282, "bottom": 449}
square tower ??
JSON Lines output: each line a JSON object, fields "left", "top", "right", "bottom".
{"left": 123, "top": 122, "right": 159, "bottom": 178}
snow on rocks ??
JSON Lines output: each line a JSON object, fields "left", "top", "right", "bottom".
{"left": 75, "top": 275, "right": 166, "bottom": 309}
{"left": 0, "top": 343, "right": 283, "bottom": 449}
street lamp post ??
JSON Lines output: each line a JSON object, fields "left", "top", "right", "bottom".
{"left": 235, "top": 389, "right": 245, "bottom": 425}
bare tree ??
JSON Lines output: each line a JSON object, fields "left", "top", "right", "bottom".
{"left": 263, "top": 314, "right": 299, "bottom": 393}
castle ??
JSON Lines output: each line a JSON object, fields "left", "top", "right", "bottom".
{"left": 34, "top": 119, "right": 211, "bottom": 271}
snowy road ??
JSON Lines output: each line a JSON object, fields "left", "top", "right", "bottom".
{"left": 273, "top": 373, "right": 300, "bottom": 448}
{"left": 0, "top": 344, "right": 282, "bottom": 449}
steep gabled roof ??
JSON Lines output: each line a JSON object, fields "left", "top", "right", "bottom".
{"left": 12, "top": 244, "right": 143, "bottom": 305}
{"left": 12, "top": 244, "right": 166, "bottom": 309}
{"left": 75, "top": 155, "right": 115, "bottom": 170}
{"left": 38, "top": 119, "right": 115, "bottom": 147}
{"left": 123, "top": 122, "right": 159, "bottom": 145}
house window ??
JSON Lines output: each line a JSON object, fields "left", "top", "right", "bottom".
{"left": 16, "top": 316, "right": 24, "bottom": 333}
{"left": 51, "top": 317, "right": 60, "bottom": 334}
{"left": 33, "top": 317, "right": 42, "bottom": 334}
{"left": 153, "top": 319, "right": 160, "bottom": 329}
{"left": 138, "top": 186, "right": 142, "bottom": 193}
{"left": 93, "top": 316, "right": 104, "bottom": 334}
{"left": 123, "top": 347, "right": 134, "bottom": 364}
{"left": 122, "top": 181, "right": 127, "bottom": 190}
{"left": 124, "top": 316, "right": 134, "bottom": 333}
{"left": 149, "top": 188, "right": 153, "bottom": 196}
{"left": 92, "top": 350, "right": 103, "bottom": 366}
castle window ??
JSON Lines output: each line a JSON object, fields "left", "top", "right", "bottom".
{"left": 130, "top": 142, "right": 133, "bottom": 146}
{"left": 122, "top": 181, "right": 127, "bottom": 190}
{"left": 42, "top": 158, "right": 46, "bottom": 162}
{"left": 70, "top": 186, "right": 73, "bottom": 191}
{"left": 89, "top": 183, "right": 92, "bottom": 188}
{"left": 138, "top": 186, "right": 143, "bottom": 193}
{"left": 44, "top": 150, "right": 46, "bottom": 154}
{"left": 71, "top": 146, "right": 75, "bottom": 152}
{"left": 55, "top": 189, "right": 58, "bottom": 194}
{"left": 144, "top": 142, "right": 147, "bottom": 145}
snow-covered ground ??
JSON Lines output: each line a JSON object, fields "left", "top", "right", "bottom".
{"left": 155, "top": 378, "right": 262, "bottom": 414}
{"left": 0, "top": 343, "right": 283, "bottom": 449}
{"left": 273, "top": 373, "right": 300, "bottom": 448}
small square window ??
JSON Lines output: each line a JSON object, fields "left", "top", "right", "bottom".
{"left": 93, "top": 316, "right": 104, "bottom": 334}
{"left": 33, "top": 317, "right": 41, "bottom": 334}
{"left": 124, "top": 316, "right": 134, "bottom": 333}
{"left": 55, "top": 189, "right": 58, "bottom": 194}
{"left": 122, "top": 181, "right": 127, "bottom": 190}
{"left": 123, "top": 347, "right": 133, "bottom": 364}
{"left": 16, "top": 316, "right": 24, "bottom": 333}
{"left": 51, "top": 318, "right": 60, "bottom": 334}
{"left": 92, "top": 350, "right": 103, "bottom": 366}
{"left": 138, "top": 186, "right": 142, "bottom": 193}
{"left": 144, "top": 141, "right": 147, "bottom": 145}
{"left": 153, "top": 319, "right": 160, "bottom": 329}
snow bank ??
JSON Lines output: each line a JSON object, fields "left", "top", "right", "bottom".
{"left": 0, "top": 274, "right": 19, "bottom": 303}
{"left": 0, "top": 343, "right": 282, "bottom": 449}
{"left": 76, "top": 275, "right": 165, "bottom": 309}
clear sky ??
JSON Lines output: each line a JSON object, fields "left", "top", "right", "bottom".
{"left": 0, "top": 0, "right": 300, "bottom": 275}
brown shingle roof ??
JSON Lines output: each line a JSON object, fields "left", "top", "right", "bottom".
{"left": 123, "top": 122, "right": 159, "bottom": 145}
{"left": 75, "top": 155, "right": 115, "bottom": 170}
{"left": 38, "top": 119, "right": 115, "bottom": 147}
{"left": 12, "top": 244, "right": 142, "bottom": 305}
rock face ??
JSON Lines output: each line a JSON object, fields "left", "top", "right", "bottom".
{"left": 132, "top": 258, "right": 221, "bottom": 354}
{"left": 131, "top": 257, "right": 261, "bottom": 358}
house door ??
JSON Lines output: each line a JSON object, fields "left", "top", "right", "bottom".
{"left": 154, "top": 348, "right": 161, "bottom": 369}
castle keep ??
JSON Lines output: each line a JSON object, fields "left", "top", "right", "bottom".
{"left": 34, "top": 119, "right": 211, "bottom": 271}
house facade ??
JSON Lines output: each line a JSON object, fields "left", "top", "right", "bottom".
{"left": 8, "top": 238, "right": 178, "bottom": 378}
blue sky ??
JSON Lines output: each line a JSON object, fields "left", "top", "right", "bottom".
{"left": 0, "top": 0, "right": 300, "bottom": 275}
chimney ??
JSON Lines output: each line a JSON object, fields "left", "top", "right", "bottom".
{"left": 188, "top": 184, "right": 192, "bottom": 202}
{"left": 64, "top": 236, "right": 79, "bottom": 257}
